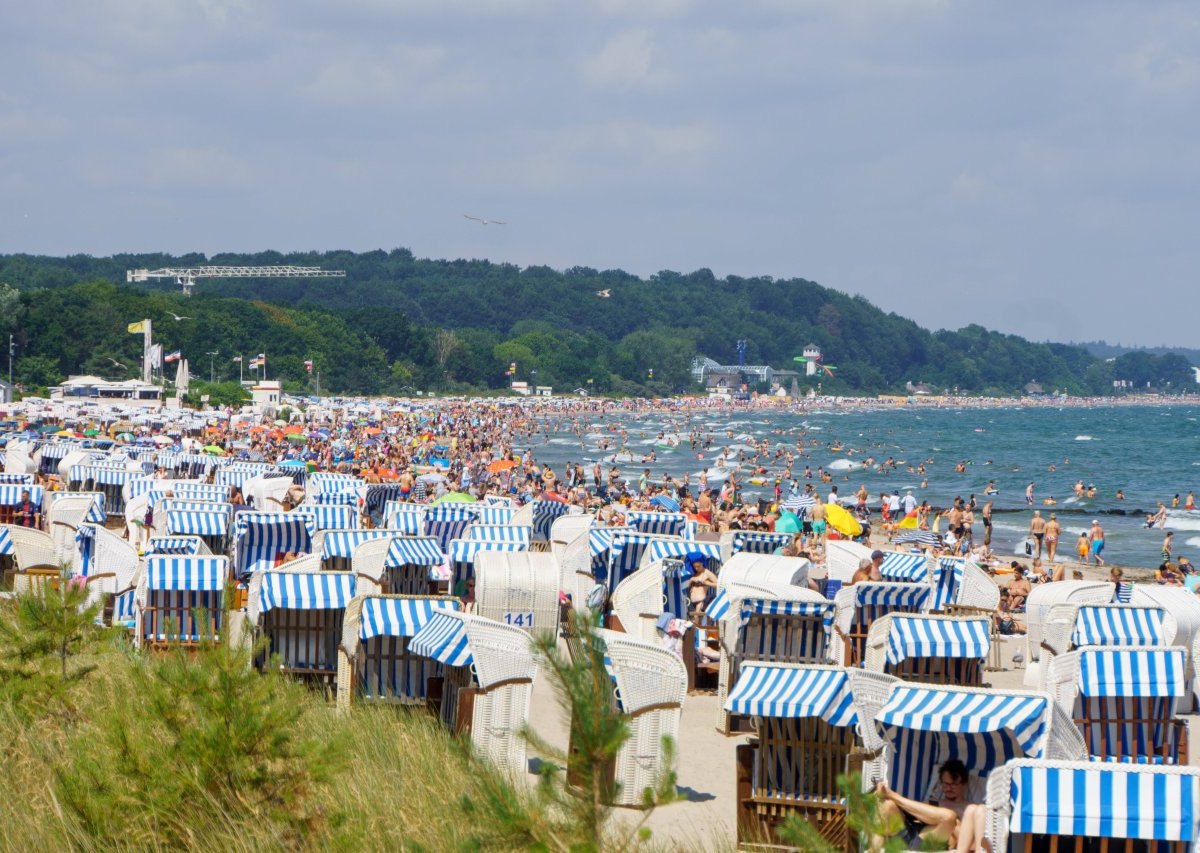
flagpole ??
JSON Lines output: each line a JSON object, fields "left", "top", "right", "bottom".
{"left": 239, "top": 356, "right": 243, "bottom": 384}
{"left": 142, "top": 319, "right": 153, "bottom": 384}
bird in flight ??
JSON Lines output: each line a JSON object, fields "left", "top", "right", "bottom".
{"left": 105, "top": 357, "right": 126, "bottom": 368}
{"left": 595, "top": 289, "right": 612, "bottom": 298}
{"left": 167, "top": 312, "right": 193, "bottom": 321}
{"left": 464, "top": 214, "right": 507, "bottom": 225}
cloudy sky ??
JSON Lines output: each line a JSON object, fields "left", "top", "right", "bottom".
{"left": 3, "top": 1, "right": 1198, "bottom": 346}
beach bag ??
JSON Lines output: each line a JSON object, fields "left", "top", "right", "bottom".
{"left": 586, "top": 583, "right": 607, "bottom": 612}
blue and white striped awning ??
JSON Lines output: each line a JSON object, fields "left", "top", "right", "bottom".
{"left": 321, "top": 529, "right": 393, "bottom": 560}
{"left": 0, "top": 484, "right": 43, "bottom": 506}
{"left": 409, "top": 611, "right": 473, "bottom": 667}
{"left": 74, "top": 525, "right": 96, "bottom": 577}
{"left": 740, "top": 597, "right": 833, "bottom": 620}
{"left": 468, "top": 524, "right": 531, "bottom": 544}
{"left": 387, "top": 510, "right": 423, "bottom": 536}
{"left": 625, "top": 510, "right": 687, "bottom": 537}
{"left": 258, "top": 571, "right": 356, "bottom": 613}
{"left": 879, "top": 552, "right": 930, "bottom": 582}
{"left": 588, "top": 527, "right": 630, "bottom": 556}
{"left": 0, "top": 527, "right": 12, "bottom": 556}
{"left": 731, "top": 531, "right": 792, "bottom": 554}
{"left": 1073, "top": 606, "right": 1167, "bottom": 648}
{"left": 173, "top": 454, "right": 217, "bottom": 472}
{"left": 532, "top": 500, "right": 570, "bottom": 542}
{"left": 475, "top": 505, "right": 515, "bottom": 525}
{"left": 172, "top": 482, "right": 227, "bottom": 502}
{"left": 724, "top": 664, "right": 857, "bottom": 725}
{"left": 932, "top": 557, "right": 965, "bottom": 611}
{"left": 295, "top": 504, "right": 357, "bottom": 531}
{"left": 854, "top": 583, "right": 932, "bottom": 611}
{"left": 359, "top": 597, "right": 461, "bottom": 641}
{"left": 0, "top": 473, "right": 34, "bottom": 485}
{"left": 127, "top": 478, "right": 156, "bottom": 500}
{"left": 1078, "top": 647, "right": 1186, "bottom": 698}
{"left": 1009, "top": 761, "right": 1199, "bottom": 842}
{"left": 233, "top": 513, "right": 312, "bottom": 575}
{"left": 878, "top": 686, "right": 1049, "bottom": 756}
{"left": 50, "top": 491, "right": 106, "bottom": 523}
{"left": 707, "top": 588, "right": 735, "bottom": 621}
{"left": 782, "top": 493, "right": 817, "bottom": 512}
{"left": 146, "top": 556, "right": 229, "bottom": 591}
{"left": 449, "top": 538, "right": 527, "bottom": 564}
{"left": 884, "top": 616, "right": 991, "bottom": 666}
{"left": 166, "top": 510, "right": 229, "bottom": 537}
{"left": 424, "top": 506, "right": 475, "bottom": 549}
{"left": 609, "top": 532, "right": 671, "bottom": 586}
{"left": 146, "top": 536, "right": 205, "bottom": 556}
{"left": 314, "top": 490, "right": 359, "bottom": 506}
{"left": 385, "top": 536, "right": 445, "bottom": 567}
{"left": 648, "top": 539, "right": 722, "bottom": 564}
{"left": 38, "top": 442, "right": 75, "bottom": 460}
{"left": 89, "top": 466, "right": 134, "bottom": 486}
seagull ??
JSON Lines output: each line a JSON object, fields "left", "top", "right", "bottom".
{"left": 167, "top": 312, "right": 193, "bottom": 321}
{"left": 464, "top": 214, "right": 507, "bottom": 225}
{"left": 105, "top": 357, "right": 126, "bottom": 369}
{"left": 595, "top": 289, "right": 611, "bottom": 298}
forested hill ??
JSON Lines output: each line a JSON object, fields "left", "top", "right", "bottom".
{"left": 0, "top": 250, "right": 1193, "bottom": 397}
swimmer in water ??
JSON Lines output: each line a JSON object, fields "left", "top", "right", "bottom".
{"left": 1116, "top": 489, "right": 1125, "bottom": 501}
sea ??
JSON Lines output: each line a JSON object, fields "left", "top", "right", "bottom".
{"left": 525, "top": 403, "right": 1200, "bottom": 570}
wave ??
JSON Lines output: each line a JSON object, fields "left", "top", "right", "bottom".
{"left": 1188, "top": 537, "right": 1200, "bottom": 549}
{"left": 1074, "top": 435, "right": 1094, "bottom": 441}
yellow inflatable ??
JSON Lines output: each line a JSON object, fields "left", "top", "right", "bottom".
{"left": 824, "top": 503, "right": 862, "bottom": 537}
{"left": 896, "top": 512, "right": 919, "bottom": 530}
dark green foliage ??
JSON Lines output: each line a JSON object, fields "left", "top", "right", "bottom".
{"left": 778, "top": 772, "right": 943, "bottom": 852}
{"left": 1, "top": 250, "right": 1191, "bottom": 395}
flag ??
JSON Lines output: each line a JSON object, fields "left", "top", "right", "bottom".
{"left": 231, "top": 355, "right": 242, "bottom": 363}
{"left": 127, "top": 321, "right": 146, "bottom": 334}
{"left": 150, "top": 343, "right": 163, "bottom": 369}
{"left": 249, "top": 359, "right": 260, "bottom": 370}
{"left": 304, "top": 360, "right": 313, "bottom": 374}
{"left": 164, "top": 350, "right": 181, "bottom": 363}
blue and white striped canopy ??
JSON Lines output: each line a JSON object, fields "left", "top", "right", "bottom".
{"left": 89, "top": 466, "right": 133, "bottom": 486}
{"left": 731, "top": 531, "right": 792, "bottom": 554}
{"left": 163, "top": 500, "right": 232, "bottom": 514}
{"left": 724, "top": 664, "right": 857, "bottom": 725}
{"left": 295, "top": 504, "right": 357, "bottom": 531}
{"left": 171, "top": 482, "right": 227, "bottom": 502}
{"left": 475, "top": 505, "right": 516, "bottom": 525}
{"left": 884, "top": 616, "right": 991, "bottom": 666}
{"left": 588, "top": 527, "right": 630, "bottom": 556}
{"left": 50, "top": 491, "right": 106, "bottom": 523}
{"left": 233, "top": 513, "right": 312, "bottom": 575}
{"left": 383, "top": 500, "right": 424, "bottom": 520}
{"left": 609, "top": 532, "right": 671, "bottom": 586}
{"left": 706, "top": 588, "right": 734, "bottom": 621}
{"left": 1077, "top": 647, "right": 1186, "bottom": 698}
{"left": 314, "top": 490, "right": 358, "bottom": 506}
{"left": 468, "top": 524, "right": 531, "bottom": 544}
{"left": 258, "top": 571, "right": 356, "bottom": 613}
{"left": 879, "top": 552, "right": 930, "bottom": 582}
{"left": 1009, "top": 761, "right": 1199, "bottom": 842}
{"left": 173, "top": 454, "right": 217, "bottom": 472}
{"left": 483, "top": 495, "right": 514, "bottom": 506}
{"left": 531, "top": 500, "right": 570, "bottom": 542}
{"left": 1072, "top": 606, "right": 1167, "bottom": 648}
{"left": 878, "top": 686, "right": 1049, "bottom": 756}
{"left": 932, "top": 557, "right": 965, "bottom": 611}
{"left": 449, "top": 538, "right": 526, "bottom": 564}
{"left": 127, "top": 478, "right": 156, "bottom": 500}
{"left": 38, "top": 442, "right": 75, "bottom": 460}
{"left": 321, "top": 529, "right": 393, "bottom": 560}
{"left": 166, "top": 510, "right": 229, "bottom": 537}
{"left": 648, "top": 539, "right": 722, "bottom": 564}
{"left": 0, "top": 473, "right": 34, "bottom": 485}
{"left": 424, "top": 506, "right": 475, "bottom": 550}
{"left": 409, "top": 611, "right": 473, "bottom": 667}
{"left": 387, "top": 510, "right": 423, "bottom": 536}
{"left": 625, "top": 510, "right": 687, "bottom": 537}
{"left": 74, "top": 525, "right": 96, "bottom": 577}
{"left": 359, "top": 597, "right": 461, "bottom": 641}
{"left": 146, "top": 556, "right": 229, "bottom": 591}
{"left": 146, "top": 536, "right": 205, "bottom": 556}
{"left": 741, "top": 597, "right": 833, "bottom": 620}
{"left": 0, "top": 527, "right": 12, "bottom": 557}
{"left": 0, "top": 484, "right": 43, "bottom": 506}
{"left": 853, "top": 583, "right": 932, "bottom": 611}
{"left": 385, "top": 536, "right": 444, "bottom": 567}
{"left": 892, "top": 529, "right": 944, "bottom": 548}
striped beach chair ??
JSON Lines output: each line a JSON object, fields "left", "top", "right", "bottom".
{"left": 447, "top": 537, "right": 527, "bottom": 588}
{"left": 0, "top": 483, "right": 44, "bottom": 527}
{"left": 473, "top": 550, "right": 559, "bottom": 636}
{"left": 353, "top": 535, "right": 445, "bottom": 596}
{"left": 295, "top": 503, "right": 359, "bottom": 533}
{"left": 468, "top": 524, "right": 531, "bottom": 545}
{"left": 1047, "top": 645, "right": 1189, "bottom": 764}
{"left": 864, "top": 612, "right": 991, "bottom": 686}
{"left": 606, "top": 532, "right": 683, "bottom": 590}
{"left": 878, "top": 551, "right": 931, "bottom": 583}
{"left": 515, "top": 499, "right": 570, "bottom": 548}
{"left": 317, "top": 528, "right": 393, "bottom": 572}
{"left": 1040, "top": 603, "right": 1176, "bottom": 689}
{"left": 232, "top": 512, "right": 312, "bottom": 579}
{"left": 725, "top": 530, "right": 792, "bottom": 561}
{"left": 832, "top": 582, "right": 932, "bottom": 667}
{"left": 145, "top": 535, "right": 210, "bottom": 556}
{"left": 625, "top": 510, "right": 687, "bottom": 537}
{"left": 474, "top": 505, "right": 516, "bottom": 526}
{"left": 135, "top": 555, "right": 230, "bottom": 649}
{"left": 164, "top": 507, "right": 231, "bottom": 554}
{"left": 386, "top": 507, "right": 424, "bottom": 536}
{"left": 423, "top": 505, "right": 475, "bottom": 551}
{"left": 336, "top": 594, "right": 462, "bottom": 709}
{"left": 170, "top": 482, "right": 228, "bottom": 504}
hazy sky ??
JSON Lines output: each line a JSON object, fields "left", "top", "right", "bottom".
{"left": 3, "top": 1, "right": 1197, "bottom": 346}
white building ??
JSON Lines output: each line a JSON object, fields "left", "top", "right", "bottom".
{"left": 510, "top": 381, "right": 531, "bottom": 397}
{"left": 802, "top": 343, "right": 821, "bottom": 377}
{"left": 250, "top": 380, "right": 282, "bottom": 416}
{"left": 50, "top": 375, "right": 162, "bottom": 407}
{"left": 0, "top": 379, "right": 12, "bottom": 405}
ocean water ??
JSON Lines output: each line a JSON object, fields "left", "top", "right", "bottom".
{"left": 526, "top": 404, "right": 1200, "bottom": 570}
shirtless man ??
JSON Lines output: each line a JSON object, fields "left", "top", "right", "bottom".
{"left": 1089, "top": 520, "right": 1106, "bottom": 567}
{"left": 811, "top": 500, "right": 827, "bottom": 547}
{"left": 1028, "top": 511, "right": 1047, "bottom": 560}
{"left": 981, "top": 500, "right": 994, "bottom": 547}
{"left": 947, "top": 499, "right": 964, "bottom": 545}
{"left": 875, "top": 759, "right": 980, "bottom": 851}
{"left": 1044, "top": 512, "right": 1061, "bottom": 563}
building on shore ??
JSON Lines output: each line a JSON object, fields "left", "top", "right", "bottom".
{"left": 50, "top": 375, "right": 162, "bottom": 407}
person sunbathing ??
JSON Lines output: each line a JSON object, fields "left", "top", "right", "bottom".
{"left": 874, "top": 759, "right": 981, "bottom": 850}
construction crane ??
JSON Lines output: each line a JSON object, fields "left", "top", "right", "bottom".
{"left": 126, "top": 265, "right": 347, "bottom": 296}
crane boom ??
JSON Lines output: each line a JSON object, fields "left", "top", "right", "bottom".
{"left": 126, "top": 265, "right": 346, "bottom": 295}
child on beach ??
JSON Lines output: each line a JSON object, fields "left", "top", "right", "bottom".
{"left": 1076, "top": 531, "right": 1090, "bottom": 563}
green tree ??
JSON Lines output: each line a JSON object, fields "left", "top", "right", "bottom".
{"left": 15, "top": 354, "right": 64, "bottom": 388}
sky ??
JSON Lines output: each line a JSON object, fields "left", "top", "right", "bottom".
{"left": 2, "top": 1, "right": 1198, "bottom": 347}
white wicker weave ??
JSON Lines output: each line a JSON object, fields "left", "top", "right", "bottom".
{"left": 559, "top": 529, "right": 599, "bottom": 612}
{"left": 610, "top": 560, "right": 670, "bottom": 643}
{"left": 5, "top": 524, "right": 59, "bottom": 592}
{"left": 596, "top": 629, "right": 687, "bottom": 807}
{"left": 1038, "top": 602, "right": 1176, "bottom": 689}
{"left": 717, "top": 552, "right": 811, "bottom": 589}
{"left": 549, "top": 514, "right": 592, "bottom": 565}
{"left": 474, "top": 550, "right": 560, "bottom": 637}
{"left": 953, "top": 562, "right": 1001, "bottom": 611}
{"left": 1022, "top": 581, "right": 1115, "bottom": 686}
{"left": 76, "top": 523, "right": 140, "bottom": 611}
{"left": 845, "top": 668, "right": 899, "bottom": 790}
{"left": 48, "top": 494, "right": 102, "bottom": 564}
{"left": 862, "top": 611, "right": 991, "bottom": 681}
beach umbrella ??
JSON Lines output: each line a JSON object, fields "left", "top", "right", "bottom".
{"left": 202, "top": 445, "right": 225, "bottom": 455}
{"left": 774, "top": 512, "right": 802, "bottom": 534}
{"left": 892, "top": 529, "right": 943, "bottom": 548}
{"left": 782, "top": 493, "right": 816, "bottom": 512}
{"left": 487, "top": 459, "right": 519, "bottom": 474}
{"left": 418, "top": 472, "right": 447, "bottom": 484}
{"left": 83, "top": 428, "right": 99, "bottom": 436}
{"left": 279, "top": 460, "right": 307, "bottom": 470}
{"left": 434, "top": 492, "right": 476, "bottom": 504}
{"left": 649, "top": 494, "right": 681, "bottom": 512}
{"left": 116, "top": 432, "right": 135, "bottom": 442}
{"left": 824, "top": 503, "right": 863, "bottom": 537}
{"left": 286, "top": 434, "right": 308, "bottom": 445}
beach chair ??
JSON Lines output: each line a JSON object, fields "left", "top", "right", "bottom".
{"left": 1023, "top": 580, "right": 1118, "bottom": 688}
{"left": 247, "top": 560, "right": 359, "bottom": 687}
{"left": 410, "top": 611, "right": 538, "bottom": 776}
{"left": 729, "top": 664, "right": 881, "bottom": 851}
{"left": 625, "top": 510, "right": 688, "bottom": 537}
{"left": 610, "top": 556, "right": 699, "bottom": 642}
{"left": 1046, "top": 645, "right": 1189, "bottom": 764}
{"left": 3, "top": 523, "right": 60, "bottom": 592}
{"left": 549, "top": 513, "right": 592, "bottom": 564}
{"left": 528, "top": 499, "right": 572, "bottom": 549}
{"left": 134, "top": 555, "right": 230, "bottom": 649}
{"left": 721, "top": 530, "right": 792, "bottom": 563}
{"left": 473, "top": 550, "right": 559, "bottom": 635}
{"left": 932, "top": 556, "right": 1001, "bottom": 613}
{"left": 423, "top": 505, "right": 475, "bottom": 551}
{"left": 605, "top": 532, "right": 685, "bottom": 590}
{"left": 987, "top": 758, "right": 1200, "bottom": 853}
{"left": 231, "top": 512, "right": 312, "bottom": 579}
{"left": 467, "top": 524, "right": 531, "bottom": 546}
{"left": 865, "top": 681, "right": 1087, "bottom": 819}
{"left": 162, "top": 504, "right": 232, "bottom": 555}
{"left": 718, "top": 552, "right": 811, "bottom": 589}
{"left": 47, "top": 492, "right": 105, "bottom": 557}
{"left": 145, "top": 535, "right": 211, "bottom": 556}
{"left": 1039, "top": 602, "right": 1176, "bottom": 688}
{"left": 70, "top": 523, "right": 139, "bottom": 618}
{"left": 315, "top": 527, "right": 393, "bottom": 572}
{"left": 352, "top": 535, "right": 445, "bottom": 596}
{"left": 712, "top": 583, "right": 836, "bottom": 734}
{"left": 864, "top": 611, "right": 990, "bottom": 686}
{"left": 0, "top": 483, "right": 45, "bottom": 529}
{"left": 294, "top": 503, "right": 358, "bottom": 533}
{"left": 831, "top": 582, "right": 932, "bottom": 667}
{"left": 447, "top": 537, "right": 528, "bottom": 590}
{"left": 336, "top": 594, "right": 462, "bottom": 710}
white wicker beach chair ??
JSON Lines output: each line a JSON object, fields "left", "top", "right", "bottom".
{"left": 609, "top": 557, "right": 697, "bottom": 642}
{"left": 352, "top": 535, "right": 444, "bottom": 596}
{"left": 1038, "top": 602, "right": 1177, "bottom": 689}
{"left": 549, "top": 513, "right": 593, "bottom": 564}
{"left": 863, "top": 612, "right": 991, "bottom": 687}
{"left": 72, "top": 523, "right": 139, "bottom": 615}
{"left": 473, "top": 550, "right": 559, "bottom": 636}
{"left": 47, "top": 493, "right": 102, "bottom": 561}
{"left": 336, "top": 593, "right": 462, "bottom": 711}
{"left": 1022, "top": 580, "right": 1116, "bottom": 686}
{"left": 133, "top": 555, "right": 230, "bottom": 649}
{"left": 831, "top": 582, "right": 932, "bottom": 667}
{"left": 987, "top": 759, "right": 1200, "bottom": 853}
{"left": 4, "top": 524, "right": 60, "bottom": 592}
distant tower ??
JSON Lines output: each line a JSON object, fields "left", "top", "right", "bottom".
{"left": 736, "top": 339, "right": 747, "bottom": 367}
{"left": 803, "top": 343, "right": 821, "bottom": 377}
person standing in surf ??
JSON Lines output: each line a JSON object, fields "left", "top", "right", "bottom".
{"left": 1029, "top": 511, "right": 1047, "bottom": 560}
{"left": 1089, "top": 520, "right": 1106, "bottom": 567}
{"left": 1025, "top": 482, "right": 1035, "bottom": 506}
{"left": 1045, "top": 513, "right": 1062, "bottom": 563}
